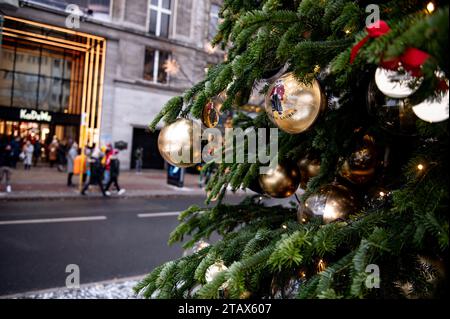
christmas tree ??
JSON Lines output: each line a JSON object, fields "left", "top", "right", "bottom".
{"left": 135, "top": 0, "right": 448, "bottom": 299}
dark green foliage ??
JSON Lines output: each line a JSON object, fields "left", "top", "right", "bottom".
{"left": 136, "top": 0, "right": 449, "bottom": 299}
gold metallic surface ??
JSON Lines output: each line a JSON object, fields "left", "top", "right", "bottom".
{"left": 158, "top": 119, "right": 201, "bottom": 168}
{"left": 265, "top": 72, "right": 325, "bottom": 134}
{"left": 259, "top": 161, "right": 301, "bottom": 198}
{"left": 298, "top": 184, "right": 358, "bottom": 224}
{"left": 202, "top": 93, "right": 226, "bottom": 128}
{"left": 202, "top": 99, "right": 221, "bottom": 128}
{"left": 297, "top": 156, "right": 321, "bottom": 188}
{"left": 339, "top": 135, "right": 377, "bottom": 184}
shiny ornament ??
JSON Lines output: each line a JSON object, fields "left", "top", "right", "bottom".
{"left": 316, "top": 259, "right": 327, "bottom": 273}
{"left": 205, "top": 261, "right": 228, "bottom": 284}
{"left": 374, "top": 67, "right": 422, "bottom": 98}
{"left": 298, "top": 183, "right": 358, "bottom": 224}
{"left": 365, "top": 186, "right": 391, "bottom": 209}
{"left": 297, "top": 155, "right": 321, "bottom": 188}
{"left": 157, "top": 118, "right": 201, "bottom": 168}
{"left": 182, "top": 240, "right": 210, "bottom": 257}
{"left": 367, "top": 78, "right": 417, "bottom": 135}
{"left": 412, "top": 89, "right": 449, "bottom": 123}
{"left": 202, "top": 93, "right": 226, "bottom": 128}
{"left": 339, "top": 135, "right": 377, "bottom": 185}
{"left": 264, "top": 72, "right": 326, "bottom": 134}
{"left": 271, "top": 270, "right": 307, "bottom": 299}
{"left": 259, "top": 161, "right": 301, "bottom": 198}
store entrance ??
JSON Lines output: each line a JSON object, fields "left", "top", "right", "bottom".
{"left": 0, "top": 119, "right": 79, "bottom": 164}
{"left": 0, "top": 120, "right": 78, "bottom": 143}
{"left": 131, "top": 127, "right": 164, "bottom": 169}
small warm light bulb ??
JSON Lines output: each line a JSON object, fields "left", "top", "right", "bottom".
{"left": 282, "top": 224, "right": 287, "bottom": 229}
{"left": 426, "top": 2, "right": 435, "bottom": 14}
{"left": 417, "top": 164, "right": 424, "bottom": 171}
{"left": 345, "top": 29, "right": 351, "bottom": 34}
{"left": 379, "top": 191, "right": 385, "bottom": 197}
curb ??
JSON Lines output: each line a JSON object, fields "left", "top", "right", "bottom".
{"left": 0, "top": 192, "right": 209, "bottom": 202}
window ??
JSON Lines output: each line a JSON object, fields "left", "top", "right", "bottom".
{"left": 209, "top": 3, "right": 220, "bottom": 41}
{"left": 149, "top": 0, "right": 172, "bottom": 37}
{"left": 144, "top": 47, "right": 171, "bottom": 84}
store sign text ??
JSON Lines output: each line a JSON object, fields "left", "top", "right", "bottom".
{"left": 20, "top": 109, "right": 52, "bottom": 122}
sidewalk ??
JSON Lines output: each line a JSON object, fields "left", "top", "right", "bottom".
{"left": 0, "top": 165, "right": 218, "bottom": 201}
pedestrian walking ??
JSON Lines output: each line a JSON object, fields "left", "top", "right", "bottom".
{"left": 73, "top": 148, "right": 87, "bottom": 186}
{"left": 0, "top": 142, "right": 13, "bottom": 193}
{"left": 57, "top": 139, "right": 67, "bottom": 172}
{"left": 22, "top": 141, "right": 34, "bottom": 170}
{"left": 48, "top": 137, "right": 58, "bottom": 168}
{"left": 33, "top": 140, "right": 42, "bottom": 167}
{"left": 67, "top": 142, "right": 78, "bottom": 187}
{"left": 135, "top": 147, "right": 143, "bottom": 173}
{"left": 105, "top": 149, "right": 126, "bottom": 196}
{"left": 10, "top": 137, "right": 20, "bottom": 168}
{"left": 81, "top": 148, "right": 108, "bottom": 197}
{"left": 102, "top": 144, "right": 112, "bottom": 185}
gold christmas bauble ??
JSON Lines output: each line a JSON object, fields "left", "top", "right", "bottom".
{"left": 297, "top": 155, "right": 321, "bottom": 188}
{"left": 298, "top": 183, "right": 358, "bottom": 224}
{"left": 339, "top": 135, "right": 377, "bottom": 185}
{"left": 202, "top": 93, "right": 226, "bottom": 128}
{"left": 157, "top": 118, "right": 201, "bottom": 168}
{"left": 259, "top": 161, "right": 301, "bottom": 198}
{"left": 264, "top": 72, "right": 326, "bottom": 134}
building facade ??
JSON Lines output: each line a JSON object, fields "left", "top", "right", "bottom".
{"left": 0, "top": 0, "right": 223, "bottom": 169}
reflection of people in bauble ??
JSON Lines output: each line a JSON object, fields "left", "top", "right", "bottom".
{"left": 271, "top": 79, "right": 285, "bottom": 115}
{"left": 207, "top": 102, "right": 218, "bottom": 126}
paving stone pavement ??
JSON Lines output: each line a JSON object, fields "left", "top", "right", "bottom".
{"left": 0, "top": 165, "right": 219, "bottom": 200}
{"left": 6, "top": 277, "right": 145, "bottom": 299}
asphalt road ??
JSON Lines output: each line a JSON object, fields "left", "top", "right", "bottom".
{"left": 0, "top": 195, "right": 243, "bottom": 296}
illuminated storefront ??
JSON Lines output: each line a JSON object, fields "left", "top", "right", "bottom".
{"left": 0, "top": 15, "right": 106, "bottom": 149}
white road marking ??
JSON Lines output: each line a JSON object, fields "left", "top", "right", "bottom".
{"left": 0, "top": 216, "right": 107, "bottom": 225}
{"left": 137, "top": 212, "right": 180, "bottom": 218}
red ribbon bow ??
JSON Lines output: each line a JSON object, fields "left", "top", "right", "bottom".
{"left": 381, "top": 48, "right": 430, "bottom": 77}
{"left": 350, "top": 20, "right": 390, "bottom": 64}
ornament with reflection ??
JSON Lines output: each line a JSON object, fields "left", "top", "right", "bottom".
{"left": 259, "top": 161, "right": 301, "bottom": 198}
{"left": 375, "top": 67, "right": 422, "bottom": 98}
{"left": 157, "top": 118, "right": 201, "bottom": 168}
{"left": 265, "top": 72, "right": 326, "bottom": 134}
{"left": 367, "top": 77, "right": 418, "bottom": 135}
{"left": 297, "top": 155, "right": 321, "bottom": 188}
{"left": 202, "top": 93, "right": 226, "bottom": 128}
{"left": 412, "top": 89, "right": 449, "bottom": 123}
{"left": 339, "top": 135, "right": 377, "bottom": 185}
{"left": 298, "top": 183, "right": 358, "bottom": 224}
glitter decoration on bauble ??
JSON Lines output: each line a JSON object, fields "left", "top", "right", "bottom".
{"left": 339, "top": 134, "right": 378, "bottom": 185}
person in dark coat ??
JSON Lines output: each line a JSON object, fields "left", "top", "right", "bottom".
{"left": 33, "top": 140, "right": 42, "bottom": 167}
{"left": 0, "top": 142, "right": 13, "bottom": 193}
{"left": 81, "top": 148, "right": 108, "bottom": 197}
{"left": 104, "top": 149, "right": 126, "bottom": 196}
